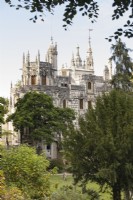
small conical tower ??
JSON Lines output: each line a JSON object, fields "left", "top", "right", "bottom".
{"left": 75, "top": 45, "right": 82, "bottom": 68}
{"left": 71, "top": 52, "right": 75, "bottom": 67}
{"left": 104, "top": 65, "right": 109, "bottom": 81}
{"left": 70, "top": 52, "right": 75, "bottom": 79}
{"left": 38, "top": 50, "right": 40, "bottom": 63}
{"left": 86, "top": 29, "right": 94, "bottom": 74}
{"left": 26, "top": 51, "right": 30, "bottom": 66}
{"left": 22, "top": 52, "right": 27, "bottom": 85}
{"left": 24, "top": 51, "right": 30, "bottom": 85}
{"left": 45, "top": 37, "right": 58, "bottom": 69}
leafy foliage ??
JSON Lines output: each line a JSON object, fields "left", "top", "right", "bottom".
{"left": 48, "top": 158, "right": 65, "bottom": 173}
{"left": 1, "top": 145, "right": 51, "bottom": 199}
{"left": 63, "top": 90, "right": 133, "bottom": 200}
{"left": 4, "top": 0, "right": 133, "bottom": 40}
{"left": 0, "top": 97, "right": 8, "bottom": 124}
{"left": 110, "top": 39, "right": 133, "bottom": 91}
{"left": 0, "top": 169, "right": 26, "bottom": 200}
{"left": 7, "top": 91, "right": 75, "bottom": 145}
{"left": 51, "top": 185, "right": 90, "bottom": 200}
{"left": 0, "top": 170, "right": 6, "bottom": 199}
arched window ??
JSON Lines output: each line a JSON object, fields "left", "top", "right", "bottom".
{"left": 88, "top": 100, "right": 92, "bottom": 109}
{"left": 31, "top": 75, "right": 36, "bottom": 85}
{"left": 88, "top": 82, "right": 91, "bottom": 89}
{"left": 63, "top": 99, "right": 66, "bottom": 108}
{"left": 42, "top": 75, "right": 46, "bottom": 85}
{"left": 79, "top": 99, "right": 83, "bottom": 109}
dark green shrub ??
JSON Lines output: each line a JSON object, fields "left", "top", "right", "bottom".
{"left": 48, "top": 158, "right": 65, "bottom": 173}
{"left": 51, "top": 185, "right": 90, "bottom": 200}
{"left": 87, "top": 189, "right": 100, "bottom": 200}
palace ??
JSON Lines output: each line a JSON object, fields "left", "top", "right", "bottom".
{"left": 2, "top": 37, "right": 112, "bottom": 158}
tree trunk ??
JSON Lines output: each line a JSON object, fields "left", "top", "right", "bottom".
{"left": 112, "top": 183, "right": 121, "bottom": 200}
{"left": 6, "top": 136, "right": 9, "bottom": 149}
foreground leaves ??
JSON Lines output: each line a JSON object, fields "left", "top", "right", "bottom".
{"left": 1, "top": 145, "right": 51, "bottom": 199}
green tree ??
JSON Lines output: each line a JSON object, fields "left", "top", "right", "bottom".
{"left": 110, "top": 39, "right": 133, "bottom": 91}
{"left": 7, "top": 91, "right": 75, "bottom": 147}
{"left": 0, "top": 97, "right": 8, "bottom": 140}
{"left": 1, "top": 145, "right": 51, "bottom": 199}
{"left": 63, "top": 90, "right": 133, "bottom": 200}
{"left": 51, "top": 185, "right": 93, "bottom": 200}
{"left": 0, "top": 170, "right": 6, "bottom": 199}
{"left": 4, "top": 0, "right": 133, "bottom": 40}
{"left": 0, "top": 97, "right": 8, "bottom": 124}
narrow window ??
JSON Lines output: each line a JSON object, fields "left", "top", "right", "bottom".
{"left": 63, "top": 99, "right": 66, "bottom": 108}
{"left": 88, "top": 100, "right": 92, "bottom": 109}
{"left": 42, "top": 75, "right": 46, "bottom": 85}
{"left": 31, "top": 75, "right": 36, "bottom": 85}
{"left": 88, "top": 82, "right": 91, "bottom": 89}
{"left": 80, "top": 99, "right": 83, "bottom": 109}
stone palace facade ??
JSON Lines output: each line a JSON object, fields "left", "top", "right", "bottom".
{"left": 2, "top": 37, "right": 112, "bottom": 158}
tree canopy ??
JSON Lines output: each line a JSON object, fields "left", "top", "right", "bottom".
{"left": 7, "top": 91, "right": 75, "bottom": 146}
{"left": 0, "top": 97, "right": 8, "bottom": 124}
{"left": 4, "top": 0, "right": 133, "bottom": 40}
{"left": 63, "top": 90, "right": 133, "bottom": 200}
{"left": 110, "top": 39, "right": 133, "bottom": 91}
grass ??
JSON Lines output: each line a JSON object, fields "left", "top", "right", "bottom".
{"left": 49, "top": 174, "right": 112, "bottom": 200}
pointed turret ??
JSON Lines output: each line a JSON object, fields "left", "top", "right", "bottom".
{"left": 45, "top": 37, "right": 58, "bottom": 69}
{"left": 70, "top": 53, "right": 76, "bottom": 79}
{"left": 71, "top": 52, "right": 75, "bottom": 67}
{"left": 38, "top": 50, "right": 40, "bottom": 63}
{"left": 86, "top": 29, "right": 94, "bottom": 73}
{"left": 104, "top": 65, "right": 109, "bottom": 81}
{"left": 26, "top": 51, "right": 30, "bottom": 66}
{"left": 75, "top": 45, "right": 82, "bottom": 68}
{"left": 23, "top": 53, "right": 25, "bottom": 65}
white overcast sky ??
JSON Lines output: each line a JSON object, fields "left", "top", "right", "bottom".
{"left": 0, "top": 0, "right": 133, "bottom": 98}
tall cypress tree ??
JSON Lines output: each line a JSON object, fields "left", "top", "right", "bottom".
{"left": 110, "top": 39, "right": 133, "bottom": 91}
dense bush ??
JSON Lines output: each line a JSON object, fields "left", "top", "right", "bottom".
{"left": 0, "top": 170, "right": 26, "bottom": 200}
{"left": 1, "top": 145, "right": 51, "bottom": 199}
{"left": 48, "top": 158, "right": 65, "bottom": 173}
{"left": 51, "top": 185, "right": 89, "bottom": 200}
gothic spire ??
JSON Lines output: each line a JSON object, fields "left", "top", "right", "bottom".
{"left": 71, "top": 52, "right": 75, "bottom": 67}
{"left": 86, "top": 29, "right": 94, "bottom": 73}
{"left": 23, "top": 53, "right": 25, "bottom": 65}
{"left": 26, "top": 51, "right": 30, "bottom": 66}
{"left": 38, "top": 50, "right": 40, "bottom": 62}
{"left": 75, "top": 45, "right": 82, "bottom": 68}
